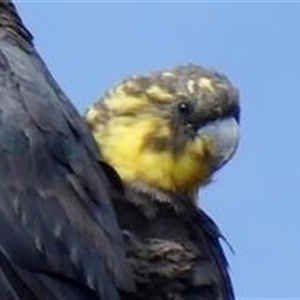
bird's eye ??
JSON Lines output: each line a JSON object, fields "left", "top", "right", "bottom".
{"left": 178, "top": 102, "right": 192, "bottom": 115}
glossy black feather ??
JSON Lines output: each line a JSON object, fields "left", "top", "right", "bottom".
{"left": 193, "top": 209, "right": 235, "bottom": 300}
{"left": 0, "top": 1, "right": 133, "bottom": 299}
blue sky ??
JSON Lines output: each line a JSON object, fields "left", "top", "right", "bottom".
{"left": 17, "top": 2, "right": 299, "bottom": 299}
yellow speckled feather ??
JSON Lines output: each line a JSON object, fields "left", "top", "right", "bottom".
{"left": 87, "top": 96, "right": 211, "bottom": 194}
{"left": 86, "top": 65, "right": 239, "bottom": 200}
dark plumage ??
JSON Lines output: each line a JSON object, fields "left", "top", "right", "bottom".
{"left": 0, "top": 1, "right": 133, "bottom": 299}
{"left": 111, "top": 185, "right": 235, "bottom": 300}
{"left": 0, "top": 1, "right": 238, "bottom": 300}
{"left": 86, "top": 65, "right": 239, "bottom": 299}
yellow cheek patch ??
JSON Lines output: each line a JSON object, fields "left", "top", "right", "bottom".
{"left": 173, "top": 155, "right": 211, "bottom": 193}
{"left": 172, "top": 138, "right": 212, "bottom": 191}
{"left": 92, "top": 115, "right": 173, "bottom": 186}
{"left": 91, "top": 111, "right": 213, "bottom": 194}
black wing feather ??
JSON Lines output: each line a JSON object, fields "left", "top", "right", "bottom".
{"left": 195, "top": 209, "right": 235, "bottom": 300}
{"left": 0, "top": 1, "right": 133, "bottom": 299}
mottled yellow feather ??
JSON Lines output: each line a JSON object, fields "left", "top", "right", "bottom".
{"left": 145, "top": 85, "right": 174, "bottom": 102}
{"left": 85, "top": 66, "right": 239, "bottom": 197}
{"left": 87, "top": 94, "right": 213, "bottom": 194}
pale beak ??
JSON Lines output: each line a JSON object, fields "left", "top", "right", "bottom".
{"left": 198, "top": 117, "right": 239, "bottom": 171}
